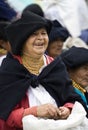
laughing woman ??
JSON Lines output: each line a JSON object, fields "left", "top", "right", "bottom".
{"left": 0, "top": 12, "right": 88, "bottom": 130}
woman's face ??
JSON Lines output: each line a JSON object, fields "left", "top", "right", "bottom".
{"left": 22, "top": 28, "right": 49, "bottom": 58}
{"left": 69, "top": 64, "right": 88, "bottom": 88}
{"left": 47, "top": 40, "right": 63, "bottom": 58}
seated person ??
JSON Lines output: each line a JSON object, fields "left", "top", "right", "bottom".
{"left": 61, "top": 46, "right": 88, "bottom": 108}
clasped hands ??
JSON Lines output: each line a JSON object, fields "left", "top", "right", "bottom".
{"left": 37, "top": 103, "right": 71, "bottom": 120}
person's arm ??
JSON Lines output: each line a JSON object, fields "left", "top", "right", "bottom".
{"left": 6, "top": 106, "right": 37, "bottom": 128}
{"left": 64, "top": 103, "right": 74, "bottom": 109}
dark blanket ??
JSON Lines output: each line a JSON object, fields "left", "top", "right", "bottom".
{"left": 0, "top": 53, "right": 87, "bottom": 120}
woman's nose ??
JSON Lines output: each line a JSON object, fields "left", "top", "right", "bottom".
{"left": 37, "top": 33, "right": 43, "bottom": 39}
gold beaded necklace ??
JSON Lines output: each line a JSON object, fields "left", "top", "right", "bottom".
{"left": 0, "top": 48, "right": 7, "bottom": 56}
{"left": 72, "top": 80, "right": 86, "bottom": 93}
{"left": 21, "top": 55, "right": 44, "bottom": 75}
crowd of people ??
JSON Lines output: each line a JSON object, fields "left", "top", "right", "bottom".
{"left": 0, "top": 0, "right": 88, "bottom": 130}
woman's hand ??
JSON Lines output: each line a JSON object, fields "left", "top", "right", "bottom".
{"left": 37, "top": 104, "right": 71, "bottom": 120}
{"left": 37, "top": 103, "right": 60, "bottom": 119}
{"left": 57, "top": 106, "right": 71, "bottom": 119}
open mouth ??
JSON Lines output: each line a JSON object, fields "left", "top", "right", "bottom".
{"left": 34, "top": 43, "right": 44, "bottom": 46}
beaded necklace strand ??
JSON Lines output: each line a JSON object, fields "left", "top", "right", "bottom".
{"left": 22, "top": 55, "right": 44, "bottom": 75}
{"left": 72, "top": 80, "right": 86, "bottom": 93}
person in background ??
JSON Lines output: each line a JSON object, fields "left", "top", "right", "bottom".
{"left": 43, "top": 0, "right": 88, "bottom": 37}
{"left": 0, "top": 21, "right": 11, "bottom": 65}
{"left": 0, "top": 11, "right": 87, "bottom": 130}
{"left": 0, "top": 0, "right": 17, "bottom": 21}
{"left": 61, "top": 46, "right": 88, "bottom": 108}
{"left": 46, "top": 20, "right": 70, "bottom": 58}
{"left": 0, "top": 0, "right": 17, "bottom": 65}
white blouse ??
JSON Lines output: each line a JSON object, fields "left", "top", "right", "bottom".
{"left": 0, "top": 55, "right": 6, "bottom": 66}
{"left": 27, "top": 55, "right": 57, "bottom": 107}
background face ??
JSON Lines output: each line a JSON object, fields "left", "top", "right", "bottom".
{"left": 47, "top": 40, "right": 63, "bottom": 58}
{"left": 69, "top": 64, "right": 88, "bottom": 87}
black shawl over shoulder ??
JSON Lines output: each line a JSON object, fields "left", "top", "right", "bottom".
{"left": 0, "top": 53, "right": 87, "bottom": 120}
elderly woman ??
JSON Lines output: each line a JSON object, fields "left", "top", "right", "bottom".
{"left": 61, "top": 46, "right": 88, "bottom": 108}
{"left": 0, "top": 12, "right": 87, "bottom": 130}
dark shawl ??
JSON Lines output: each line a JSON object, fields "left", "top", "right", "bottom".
{"left": 0, "top": 53, "right": 87, "bottom": 120}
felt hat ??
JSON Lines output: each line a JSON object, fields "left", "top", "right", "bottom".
{"left": 61, "top": 46, "right": 88, "bottom": 68}
{"left": 22, "top": 3, "right": 44, "bottom": 17}
{"left": 5, "top": 11, "right": 52, "bottom": 55}
{"left": 49, "top": 26, "right": 70, "bottom": 43}
{"left": 49, "top": 20, "right": 70, "bottom": 43}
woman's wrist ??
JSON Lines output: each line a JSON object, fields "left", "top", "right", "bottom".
{"left": 23, "top": 106, "right": 37, "bottom": 117}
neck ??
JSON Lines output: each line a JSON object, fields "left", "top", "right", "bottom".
{"left": 23, "top": 51, "right": 43, "bottom": 61}
{"left": 21, "top": 53, "right": 44, "bottom": 75}
{"left": 0, "top": 48, "right": 7, "bottom": 56}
